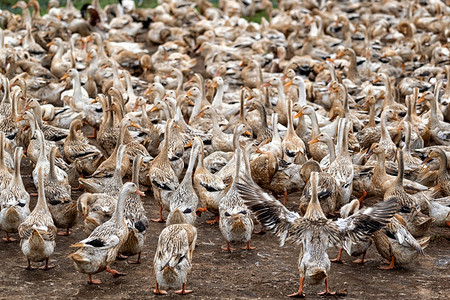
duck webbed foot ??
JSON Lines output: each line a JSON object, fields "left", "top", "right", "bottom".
{"left": 330, "top": 247, "right": 345, "bottom": 264}
{"left": 241, "top": 241, "right": 256, "bottom": 250}
{"left": 317, "top": 277, "right": 335, "bottom": 296}
{"left": 221, "top": 242, "right": 236, "bottom": 252}
{"left": 88, "top": 275, "right": 102, "bottom": 284}
{"left": 106, "top": 266, "right": 127, "bottom": 278}
{"left": 379, "top": 256, "right": 396, "bottom": 270}
{"left": 175, "top": 283, "right": 193, "bottom": 295}
{"left": 288, "top": 277, "right": 305, "bottom": 298}
{"left": 153, "top": 282, "right": 168, "bottom": 295}
{"left": 205, "top": 215, "right": 219, "bottom": 224}
{"left": 352, "top": 251, "right": 367, "bottom": 264}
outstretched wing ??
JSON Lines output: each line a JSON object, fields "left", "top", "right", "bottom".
{"left": 236, "top": 176, "right": 301, "bottom": 246}
{"left": 335, "top": 197, "right": 397, "bottom": 241}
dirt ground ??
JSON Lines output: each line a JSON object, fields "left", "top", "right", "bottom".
{"left": 0, "top": 156, "right": 449, "bottom": 300}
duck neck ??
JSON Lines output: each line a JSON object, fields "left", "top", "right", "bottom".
{"left": 209, "top": 110, "right": 222, "bottom": 135}
{"left": 307, "top": 110, "right": 321, "bottom": 137}
{"left": 161, "top": 120, "right": 172, "bottom": 157}
{"left": 347, "top": 51, "right": 358, "bottom": 81}
{"left": 304, "top": 173, "right": 326, "bottom": 220}
{"left": 37, "top": 132, "right": 46, "bottom": 163}
{"left": 324, "top": 136, "right": 336, "bottom": 163}
{"left": 10, "top": 89, "right": 18, "bottom": 120}
{"left": 71, "top": 73, "right": 84, "bottom": 108}
{"left": 114, "top": 187, "right": 127, "bottom": 223}
{"left": 395, "top": 151, "right": 404, "bottom": 186}
{"left": 183, "top": 144, "right": 198, "bottom": 185}
{"left": 298, "top": 82, "right": 307, "bottom": 106}
{"left": 0, "top": 134, "right": 5, "bottom": 169}
{"left": 257, "top": 103, "right": 269, "bottom": 130}
{"left": 272, "top": 115, "right": 281, "bottom": 144}
{"left": 375, "top": 152, "right": 387, "bottom": 178}
{"left": 49, "top": 149, "right": 57, "bottom": 181}
{"left": 12, "top": 149, "right": 24, "bottom": 188}
{"left": 54, "top": 41, "right": 65, "bottom": 60}
{"left": 366, "top": 101, "right": 376, "bottom": 128}
{"left": 438, "top": 152, "right": 448, "bottom": 176}
{"left": 212, "top": 81, "right": 224, "bottom": 107}
{"left": 286, "top": 100, "right": 295, "bottom": 136}
{"left": 230, "top": 148, "right": 241, "bottom": 189}
{"left": 380, "top": 111, "right": 390, "bottom": 142}
{"left": 131, "top": 156, "right": 141, "bottom": 186}
{"left": 381, "top": 75, "right": 395, "bottom": 107}
{"left": 36, "top": 171, "right": 50, "bottom": 214}
{"left": 255, "top": 63, "right": 263, "bottom": 88}
{"left": 403, "top": 123, "right": 412, "bottom": 153}
{"left": 338, "top": 122, "right": 349, "bottom": 157}
{"left": 125, "top": 72, "right": 135, "bottom": 98}
{"left": 189, "top": 94, "right": 203, "bottom": 123}
{"left": 175, "top": 71, "right": 183, "bottom": 93}
{"left": 428, "top": 95, "right": 439, "bottom": 129}
{"left": 275, "top": 81, "right": 286, "bottom": 113}
{"left": 196, "top": 142, "right": 205, "bottom": 170}
{"left": 2, "top": 78, "right": 10, "bottom": 105}
{"left": 30, "top": 102, "right": 43, "bottom": 127}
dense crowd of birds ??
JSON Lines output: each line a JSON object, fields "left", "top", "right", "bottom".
{"left": 0, "top": 0, "right": 449, "bottom": 297}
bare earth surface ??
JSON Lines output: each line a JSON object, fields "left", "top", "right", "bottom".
{"left": 0, "top": 157, "right": 449, "bottom": 300}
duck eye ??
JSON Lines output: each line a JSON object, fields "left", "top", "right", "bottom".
{"left": 224, "top": 212, "right": 231, "bottom": 217}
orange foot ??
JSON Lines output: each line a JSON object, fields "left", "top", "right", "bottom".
{"left": 106, "top": 266, "right": 127, "bottom": 278}
{"left": 39, "top": 264, "right": 55, "bottom": 271}
{"left": 317, "top": 291, "right": 336, "bottom": 296}
{"left": 153, "top": 283, "right": 168, "bottom": 295}
{"left": 88, "top": 275, "right": 102, "bottom": 284}
{"left": 129, "top": 253, "right": 142, "bottom": 264}
{"left": 446, "top": 220, "right": 450, "bottom": 228}
{"left": 151, "top": 218, "right": 165, "bottom": 223}
{"left": 330, "top": 248, "right": 344, "bottom": 264}
{"left": 2, "top": 236, "right": 17, "bottom": 242}
{"left": 57, "top": 229, "right": 71, "bottom": 236}
{"left": 221, "top": 242, "right": 236, "bottom": 252}
{"left": 196, "top": 207, "right": 207, "bottom": 217}
{"left": 353, "top": 252, "right": 366, "bottom": 264}
{"left": 288, "top": 291, "right": 305, "bottom": 298}
{"left": 206, "top": 215, "right": 219, "bottom": 224}
{"left": 379, "top": 256, "right": 395, "bottom": 270}
{"left": 242, "top": 241, "right": 256, "bottom": 250}
{"left": 175, "top": 283, "right": 193, "bottom": 295}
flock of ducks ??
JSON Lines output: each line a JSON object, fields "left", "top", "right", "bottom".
{"left": 0, "top": 0, "right": 449, "bottom": 297}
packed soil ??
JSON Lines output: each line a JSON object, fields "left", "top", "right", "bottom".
{"left": 0, "top": 156, "right": 449, "bottom": 300}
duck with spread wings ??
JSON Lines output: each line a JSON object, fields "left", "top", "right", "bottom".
{"left": 236, "top": 172, "right": 397, "bottom": 297}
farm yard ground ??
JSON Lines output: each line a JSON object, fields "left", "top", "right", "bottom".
{"left": 0, "top": 157, "right": 448, "bottom": 300}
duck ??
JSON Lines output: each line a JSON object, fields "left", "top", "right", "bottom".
{"left": 63, "top": 119, "right": 104, "bottom": 176}
{"left": 327, "top": 119, "right": 354, "bottom": 208}
{"left": 294, "top": 105, "right": 329, "bottom": 162}
{"left": 24, "top": 99, "right": 69, "bottom": 142}
{"left": 45, "top": 147, "right": 77, "bottom": 236}
{"left": 372, "top": 214, "right": 430, "bottom": 270}
{"left": 47, "top": 37, "right": 72, "bottom": 78}
{"left": 424, "top": 148, "right": 450, "bottom": 197}
{"left": 119, "top": 155, "right": 149, "bottom": 264}
{"left": 282, "top": 99, "right": 306, "bottom": 164}
{"left": 378, "top": 108, "right": 399, "bottom": 160}
{"left": 18, "top": 166, "right": 56, "bottom": 270}
{"left": 194, "top": 139, "right": 226, "bottom": 224}
{"left": 0, "top": 147, "right": 30, "bottom": 242}
{"left": 366, "top": 144, "right": 428, "bottom": 197}
{"left": 69, "top": 182, "right": 144, "bottom": 284}
{"left": 383, "top": 149, "right": 433, "bottom": 238}
{"left": 31, "top": 130, "right": 68, "bottom": 189}
{"left": 77, "top": 191, "right": 117, "bottom": 237}
{"left": 219, "top": 147, "right": 254, "bottom": 252}
{"left": 0, "top": 132, "right": 12, "bottom": 190}
{"left": 0, "top": 85, "right": 20, "bottom": 145}
{"left": 167, "top": 137, "right": 201, "bottom": 226}
{"left": 418, "top": 90, "right": 450, "bottom": 146}
{"left": 148, "top": 119, "right": 179, "bottom": 223}
{"left": 153, "top": 223, "right": 197, "bottom": 295}
{"left": 236, "top": 172, "right": 397, "bottom": 297}
{"left": 298, "top": 160, "right": 340, "bottom": 217}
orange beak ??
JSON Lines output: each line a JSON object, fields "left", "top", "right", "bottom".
{"left": 86, "top": 53, "right": 91, "bottom": 63}
{"left": 46, "top": 40, "right": 54, "bottom": 47}
{"left": 337, "top": 52, "right": 344, "bottom": 59}
{"left": 239, "top": 61, "right": 245, "bottom": 67}
{"left": 184, "top": 141, "right": 192, "bottom": 148}
{"left": 294, "top": 110, "right": 303, "bottom": 118}
{"left": 131, "top": 122, "right": 141, "bottom": 129}
{"left": 91, "top": 99, "right": 97, "bottom": 104}
{"left": 60, "top": 73, "right": 69, "bottom": 81}
{"left": 422, "top": 156, "right": 432, "bottom": 164}
{"left": 212, "top": 81, "right": 218, "bottom": 88}
{"left": 261, "top": 82, "right": 270, "bottom": 88}
{"left": 326, "top": 58, "right": 335, "bottom": 63}
{"left": 373, "top": 77, "right": 380, "bottom": 84}
{"left": 244, "top": 130, "right": 252, "bottom": 137}
{"left": 284, "top": 80, "right": 293, "bottom": 88}
{"left": 392, "top": 114, "right": 400, "bottom": 121}
{"left": 145, "top": 88, "right": 152, "bottom": 96}
{"left": 136, "top": 190, "right": 145, "bottom": 196}
{"left": 417, "top": 95, "right": 425, "bottom": 103}
{"left": 12, "top": 3, "right": 18, "bottom": 9}
{"left": 186, "top": 90, "right": 192, "bottom": 97}
{"left": 150, "top": 105, "right": 159, "bottom": 112}
{"left": 16, "top": 115, "right": 25, "bottom": 122}
{"left": 308, "top": 137, "right": 319, "bottom": 145}
{"left": 256, "top": 147, "right": 265, "bottom": 154}
{"left": 188, "top": 100, "right": 195, "bottom": 106}
{"left": 57, "top": 14, "right": 61, "bottom": 21}
{"left": 195, "top": 110, "right": 205, "bottom": 119}
{"left": 86, "top": 35, "right": 93, "bottom": 43}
